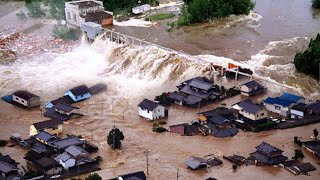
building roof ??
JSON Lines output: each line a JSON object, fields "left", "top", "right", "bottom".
{"left": 118, "top": 171, "right": 147, "bottom": 180}
{"left": 89, "top": 83, "right": 107, "bottom": 94}
{"left": 188, "top": 79, "right": 213, "bottom": 91}
{"left": 12, "top": 90, "right": 39, "bottom": 100}
{"left": 307, "top": 102, "right": 320, "bottom": 113}
{"left": 51, "top": 137, "right": 84, "bottom": 150}
{"left": 0, "top": 161, "right": 18, "bottom": 174}
{"left": 0, "top": 154, "right": 18, "bottom": 166}
{"left": 70, "top": 0, "right": 102, "bottom": 9}
{"left": 291, "top": 103, "right": 308, "bottom": 112}
{"left": 54, "top": 152, "right": 73, "bottom": 163}
{"left": 250, "top": 151, "right": 287, "bottom": 165}
{"left": 255, "top": 142, "right": 283, "bottom": 155}
{"left": 238, "top": 100, "right": 262, "bottom": 114}
{"left": 185, "top": 157, "right": 208, "bottom": 170}
{"left": 68, "top": 85, "right": 90, "bottom": 96}
{"left": 43, "top": 108, "right": 72, "bottom": 121}
{"left": 65, "top": 145, "right": 88, "bottom": 158}
{"left": 138, "top": 99, "right": 160, "bottom": 111}
{"left": 33, "top": 119, "right": 63, "bottom": 130}
{"left": 183, "top": 95, "right": 202, "bottom": 105}
{"left": 200, "top": 107, "right": 236, "bottom": 120}
{"left": 50, "top": 96, "right": 74, "bottom": 106}
{"left": 264, "top": 97, "right": 294, "bottom": 107}
{"left": 295, "top": 163, "right": 316, "bottom": 173}
{"left": 279, "top": 92, "right": 303, "bottom": 103}
{"left": 302, "top": 140, "right": 320, "bottom": 155}
{"left": 31, "top": 142, "right": 47, "bottom": 154}
{"left": 54, "top": 103, "right": 79, "bottom": 113}
{"left": 35, "top": 157, "right": 59, "bottom": 170}
{"left": 34, "top": 131, "right": 57, "bottom": 142}
{"left": 213, "top": 127, "right": 238, "bottom": 138}
{"left": 241, "top": 80, "right": 263, "bottom": 89}
{"left": 180, "top": 85, "right": 211, "bottom": 99}
{"left": 85, "top": 11, "right": 113, "bottom": 22}
{"left": 208, "top": 114, "right": 229, "bottom": 125}
{"left": 168, "top": 92, "right": 186, "bottom": 102}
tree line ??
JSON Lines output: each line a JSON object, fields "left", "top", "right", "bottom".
{"left": 294, "top": 33, "right": 320, "bottom": 80}
{"left": 178, "top": 0, "right": 255, "bottom": 26}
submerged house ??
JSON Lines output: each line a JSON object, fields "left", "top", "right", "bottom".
{"left": 45, "top": 96, "right": 73, "bottom": 109}
{"left": 240, "top": 80, "right": 265, "bottom": 96}
{"left": 111, "top": 171, "right": 147, "bottom": 180}
{"left": 250, "top": 142, "right": 287, "bottom": 165}
{"left": 302, "top": 140, "right": 320, "bottom": 158}
{"left": 233, "top": 99, "right": 268, "bottom": 125}
{"left": 138, "top": 99, "right": 166, "bottom": 120}
{"left": 264, "top": 92, "right": 304, "bottom": 117}
{"left": 169, "top": 123, "right": 199, "bottom": 136}
{"left": 12, "top": 90, "right": 40, "bottom": 108}
{"left": 30, "top": 119, "right": 63, "bottom": 136}
{"left": 0, "top": 154, "right": 21, "bottom": 179}
{"left": 43, "top": 103, "right": 80, "bottom": 121}
{"left": 65, "top": 85, "right": 91, "bottom": 102}
{"left": 169, "top": 77, "right": 219, "bottom": 108}
{"left": 185, "top": 156, "right": 208, "bottom": 170}
{"left": 32, "top": 157, "right": 63, "bottom": 175}
{"left": 289, "top": 103, "right": 308, "bottom": 120}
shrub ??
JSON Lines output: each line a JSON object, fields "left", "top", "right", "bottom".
{"left": 16, "top": 11, "right": 27, "bottom": 20}
{"left": 0, "top": 140, "right": 7, "bottom": 147}
{"left": 52, "top": 25, "right": 79, "bottom": 40}
{"left": 85, "top": 173, "right": 102, "bottom": 180}
{"left": 312, "top": 0, "right": 320, "bottom": 8}
{"left": 155, "top": 92, "right": 172, "bottom": 106}
{"left": 253, "top": 121, "right": 277, "bottom": 132}
{"left": 293, "top": 149, "right": 305, "bottom": 160}
{"left": 147, "top": 13, "right": 175, "bottom": 21}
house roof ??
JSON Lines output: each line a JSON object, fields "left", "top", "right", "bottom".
{"left": 54, "top": 152, "right": 73, "bottom": 163}
{"left": 302, "top": 140, "right": 320, "bottom": 154}
{"left": 295, "top": 163, "right": 316, "bottom": 173}
{"left": 168, "top": 92, "right": 186, "bottom": 102}
{"left": 119, "top": 171, "right": 147, "bottom": 180}
{"left": 33, "top": 119, "right": 63, "bottom": 130}
{"left": 291, "top": 103, "right": 307, "bottom": 112}
{"left": 264, "top": 97, "right": 294, "bottom": 107}
{"left": 138, "top": 99, "right": 160, "bottom": 111}
{"left": 0, "top": 161, "right": 18, "bottom": 174}
{"left": 241, "top": 80, "right": 263, "bottom": 89}
{"left": 307, "top": 102, "right": 320, "bottom": 113}
{"left": 65, "top": 145, "right": 88, "bottom": 158}
{"left": 89, "top": 83, "right": 107, "bottom": 95}
{"left": 50, "top": 96, "right": 74, "bottom": 106}
{"left": 68, "top": 85, "right": 90, "bottom": 96}
{"left": 43, "top": 108, "right": 72, "bottom": 121}
{"left": 238, "top": 100, "right": 262, "bottom": 114}
{"left": 51, "top": 137, "right": 84, "bottom": 150}
{"left": 213, "top": 127, "right": 238, "bottom": 138}
{"left": 85, "top": 11, "right": 112, "bottom": 22}
{"left": 188, "top": 79, "right": 213, "bottom": 91}
{"left": 250, "top": 151, "right": 287, "bottom": 165}
{"left": 185, "top": 156, "right": 208, "bottom": 170}
{"left": 35, "top": 157, "right": 59, "bottom": 170}
{"left": 208, "top": 114, "right": 229, "bottom": 125}
{"left": 12, "top": 90, "right": 39, "bottom": 100}
{"left": 255, "top": 142, "right": 283, "bottom": 155}
{"left": 279, "top": 93, "right": 303, "bottom": 103}
{"left": 180, "top": 85, "right": 211, "bottom": 99}
{"left": 34, "top": 131, "right": 57, "bottom": 142}
{"left": 183, "top": 95, "right": 202, "bottom": 105}
{"left": 54, "top": 103, "right": 79, "bottom": 112}
{"left": 200, "top": 107, "right": 236, "bottom": 120}
{"left": 31, "top": 142, "right": 47, "bottom": 154}
{"left": 0, "top": 154, "right": 18, "bottom": 166}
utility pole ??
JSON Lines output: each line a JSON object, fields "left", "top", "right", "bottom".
{"left": 176, "top": 168, "right": 179, "bottom": 180}
{"left": 112, "top": 124, "right": 116, "bottom": 149}
{"left": 144, "top": 150, "right": 149, "bottom": 176}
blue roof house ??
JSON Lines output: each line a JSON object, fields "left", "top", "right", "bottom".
{"left": 64, "top": 85, "right": 91, "bottom": 102}
{"left": 264, "top": 92, "right": 304, "bottom": 117}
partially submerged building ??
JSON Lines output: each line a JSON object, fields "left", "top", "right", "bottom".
{"left": 138, "top": 99, "right": 166, "bottom": 120}
{"left": 240, "top": 80, "right": 265, "bottom": 96}
{"left": 0, "top": 154, "right": 21, "bottom": 179}
{"left": 43, "top": 103, "right": 81, "bottom": 121}
{"left": 264, "top": 92, "right": 304, "bottom": 117}
{"left": 232, "top": 99, "right": 268, "bottom": 125}
{"left": 12, "top": 90, "right": 40, "bottom": 108}
{"left": 302, "top": 140, "right": 320, "bottom": 158}
{"left": 65, "top": 85, "right": 91, "bottom": 102}
{"left": 250, "top": 142, "right": 287, "bottom": 165}
{"left": 30, "top": 119, "right": 64, "bottom": 136}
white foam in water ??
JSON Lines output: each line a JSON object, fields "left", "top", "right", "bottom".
{"left": 113, "top": 18, "right": 156, "bottom": 27}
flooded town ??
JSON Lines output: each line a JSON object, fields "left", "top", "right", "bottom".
{"left": 0, "top": 0, "right": 320, "bottom": 180}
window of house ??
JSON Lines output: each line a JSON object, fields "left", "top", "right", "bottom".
{"left": 21, "top": 100, "right": 24, "bottom": 103}
{"left": 261, "top": 113, "right": 264, "bottom": 116}
{"left": 256, "top": 114, "right": 259, "bottom": 117}
{"left": 147, "top": 110, "right": 149, "bottom": 113}
{"left": 16, "top": 97, "right": 19, "bottom": 100}
{"left": 275, "top": 105, "right": 281, "bottom": 110}
{"left": 67, "top": 12, "right": 71, "bottom": 20}
{"left": 73, "top": 14, "right": 77, "bottom": 22}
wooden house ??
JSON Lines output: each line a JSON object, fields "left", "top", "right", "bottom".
{"left": 250, "top": 142, "right": 287, "bottom": 165}
{"left": 12, "top": 90, "right": 40, "bottom": 108}
{"left": 65, "top": 85, "right": 91, "bottom": 102}
{"left": 138, "top": 99, "right": 166, "bottom": 120}
{"left": 240, "top": 80, "right": 265, "bottom": 96}
{"left": 233, "top": 99, "right": 268, "bottom": 125}
{"left": 30, "top": 119, "right": 63, "bottom": 137}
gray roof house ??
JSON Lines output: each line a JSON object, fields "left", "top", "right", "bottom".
{"left": 138, "top": 99, "right": 166, "bottom": 120}
{"left": 185, "top": 156, "right": 208, "bottom": 170}
{"left": 233, "top": 99, "right": 268, "bottom": 125}
{"left": 240, "top": 80, "right": 265, "bottom": 96}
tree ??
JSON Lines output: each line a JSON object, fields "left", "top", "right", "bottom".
{"left": 293, "top": 149, "right": 304, "bottom": 160}
{"left": 314, "top": 128, "right": 319, "bottom": 140}
{"left": 107, "top": 126, "right": 124, "bottom": 149}
{"left": 85, "top": 173, "right": 102, "bottom": 180}
{"left": 312, "top": 0, "right": 320, "bottom": 8}
{"left": 294, "top": 136, "right": 302, "bottom": 146}
{"left": 25, "top": 0, "right": 46, "bottom": 18}
{"left": 294, "top": 33, "right": 320, "bottom": 80}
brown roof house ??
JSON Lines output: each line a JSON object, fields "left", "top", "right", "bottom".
{"left": 12, "top": 90, "right": 40, "bottom": 109}
{"left": 30, "top": 119, "right": 64, "bottom": 137}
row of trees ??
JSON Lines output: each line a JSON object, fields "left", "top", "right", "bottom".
{"left": 313, "top": 0, "right": 320, "bottom": 8}
{"left": 294, "top": 33, "right": 320, "bottom": 80}
{"left": 25, "top": 0, "right": 68, "bottom": 19}
{"left": 178, "top": 0, "right": 255, "bottom": 26}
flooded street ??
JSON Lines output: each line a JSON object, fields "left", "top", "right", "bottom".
{"left": 0, "top": 0, "right": 320, "bottom": 179}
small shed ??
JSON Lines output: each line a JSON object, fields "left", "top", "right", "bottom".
{"left": 12, "top": 90, "right": 40, "bottom": 108}
{"left": 81, "top": 22, "right": 102, "bottom": 42}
